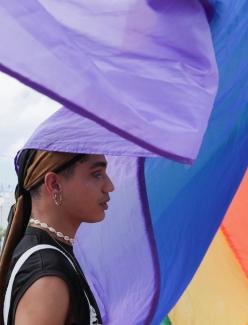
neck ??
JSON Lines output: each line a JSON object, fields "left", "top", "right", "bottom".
{"left": 30, "top": 217, "right": 75, "bottom": 245}
{"left": 30, "top": 212, "right": 79, "bottom": 246}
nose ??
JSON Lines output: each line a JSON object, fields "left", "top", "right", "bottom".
{"left": 104, "top": 174, "right": 115, "bottom": 193}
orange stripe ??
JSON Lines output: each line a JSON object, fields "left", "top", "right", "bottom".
{"left": 222, "top": 169, "right": 248, "bottom": 278}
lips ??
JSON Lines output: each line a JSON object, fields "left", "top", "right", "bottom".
{"left": 100, "top": 202, "right": 108, "bottom": 210}
{"left": 100, "top": 198, "right": 110, "bottom": 210}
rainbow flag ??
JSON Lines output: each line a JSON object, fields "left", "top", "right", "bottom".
{"left": 168, "top": 170, "right": 248, "bottom": 324}
{"left": 1, "top": 0, "right": 248, "bottom": 324}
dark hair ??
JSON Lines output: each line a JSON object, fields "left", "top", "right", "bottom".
{"left": 29, "top": 154, "right": 88, "bottom": 199}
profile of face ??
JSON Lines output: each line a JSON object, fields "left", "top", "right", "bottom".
{"left": 54, "top": 154, "right": 114, "bottom": 224}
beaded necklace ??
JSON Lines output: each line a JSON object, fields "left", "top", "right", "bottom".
{"left": 29, "top": 218, "right": 74, "bottom": 244}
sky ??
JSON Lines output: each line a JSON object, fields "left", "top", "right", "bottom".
{"left": 0, "top": 72, "right": 59, "bottom": 189}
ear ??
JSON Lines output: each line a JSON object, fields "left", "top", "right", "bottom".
{"left": 44, "top": 172, "right": 62, "bottom": 196}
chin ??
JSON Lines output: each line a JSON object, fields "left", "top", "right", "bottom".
{"left": 84, "top": 213, "right": 105, "bottom": 223}
{"left": 95, "top": 213, "right": 105, "bottom": 222}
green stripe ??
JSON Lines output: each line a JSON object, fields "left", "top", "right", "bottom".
{"left": 160, "top": 316, "right": 172, "bottom": 325}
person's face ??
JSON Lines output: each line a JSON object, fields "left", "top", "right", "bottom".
{"left": 60, "top": 154, "right": 114, "bottom": 223}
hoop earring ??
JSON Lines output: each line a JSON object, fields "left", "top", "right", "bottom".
{"left": 53, "top": 192, "right": 63, "bottom": 206}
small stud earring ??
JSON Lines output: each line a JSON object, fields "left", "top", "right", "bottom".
{"left": 53, "top": 192, "right": 63, "bottom": 206}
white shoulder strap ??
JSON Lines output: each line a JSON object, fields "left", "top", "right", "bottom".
{"left": 3, "top": 244, "right": 76, "bottom": 325}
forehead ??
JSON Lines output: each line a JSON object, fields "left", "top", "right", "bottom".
{"left": 82, "top": 154, "right": 107, "bottom": 168}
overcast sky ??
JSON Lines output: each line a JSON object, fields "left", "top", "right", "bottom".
{"left": 0, "top": 72, "right": 59, "bottom": 189}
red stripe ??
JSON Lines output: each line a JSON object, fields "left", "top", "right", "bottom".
{"left": 221, "top": 169, "right": 248, "bottom": 278}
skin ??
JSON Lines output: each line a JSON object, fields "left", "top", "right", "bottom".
{"left": 15, "top": 154, "right": 114, "bottom": 325}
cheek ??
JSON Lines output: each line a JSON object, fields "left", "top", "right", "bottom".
{"left": 74, "top": 181, "right": 100, "bottom": 205}
{"left": 82, "top": 178, "right": 103, "bottom": 194}
{"left": 63, "top": 178, "right": 102, "bottom": 210}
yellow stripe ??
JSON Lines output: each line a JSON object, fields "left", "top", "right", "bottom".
{"left": 169, "top": 231, "right": 248, "bottom": 325}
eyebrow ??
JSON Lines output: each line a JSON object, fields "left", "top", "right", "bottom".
{"left": 90, "top": 161, "right": 107, "bottom": 169}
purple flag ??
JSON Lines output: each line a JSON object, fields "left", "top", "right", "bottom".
{"left": 0, "top": 0, "right": 218, "bottom": 163}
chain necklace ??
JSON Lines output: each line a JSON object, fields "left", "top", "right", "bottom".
{"left": 29, "top": 217, "right": 74, "bottom": 245}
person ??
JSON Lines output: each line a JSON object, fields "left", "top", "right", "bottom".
{"left": 0, "top": 149, "right": 114, "bottom": 325}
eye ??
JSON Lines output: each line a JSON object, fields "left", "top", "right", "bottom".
{"left": 92, "top": 171, "right": 103, "bottom": 179}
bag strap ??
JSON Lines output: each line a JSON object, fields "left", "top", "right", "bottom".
{"left": 4, "top": 244, "right": 77, "bottom": 325}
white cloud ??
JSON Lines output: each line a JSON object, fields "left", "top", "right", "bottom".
{"left": 0, "top": 72, "right": 60, "bottom": 158}
{"left": 0, "top": 72, "right": 60, "bottom": 186}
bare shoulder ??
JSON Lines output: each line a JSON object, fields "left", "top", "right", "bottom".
{"left": 15, "top": 276, "right": 70, "bottom": 325}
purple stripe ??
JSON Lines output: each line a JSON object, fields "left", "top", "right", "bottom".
{"left": 137, "top": 157, "right": 161, "bottom": 325}
{"left": 0, "top": 63, "right": 193, "bottom": 165}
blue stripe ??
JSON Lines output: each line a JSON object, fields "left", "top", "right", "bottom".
{"left": 145, "top": 1, "right": 248, "bottom": 323}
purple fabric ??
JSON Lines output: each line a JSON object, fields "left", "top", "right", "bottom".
{"left": 0, "top": 0, "right": 218, "bottom": 163}
{"left": 23, "top": 107, "right": 166, "bottom": 157}
{"left": 23, "top": 109, "right": 159, "bottom": 324}
{"left": 74, "top": 156, "right": 156, "bottom": 324}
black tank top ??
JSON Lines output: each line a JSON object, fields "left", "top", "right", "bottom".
{"left": 5, "top": 227, "right": 102, "bottom": 325}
